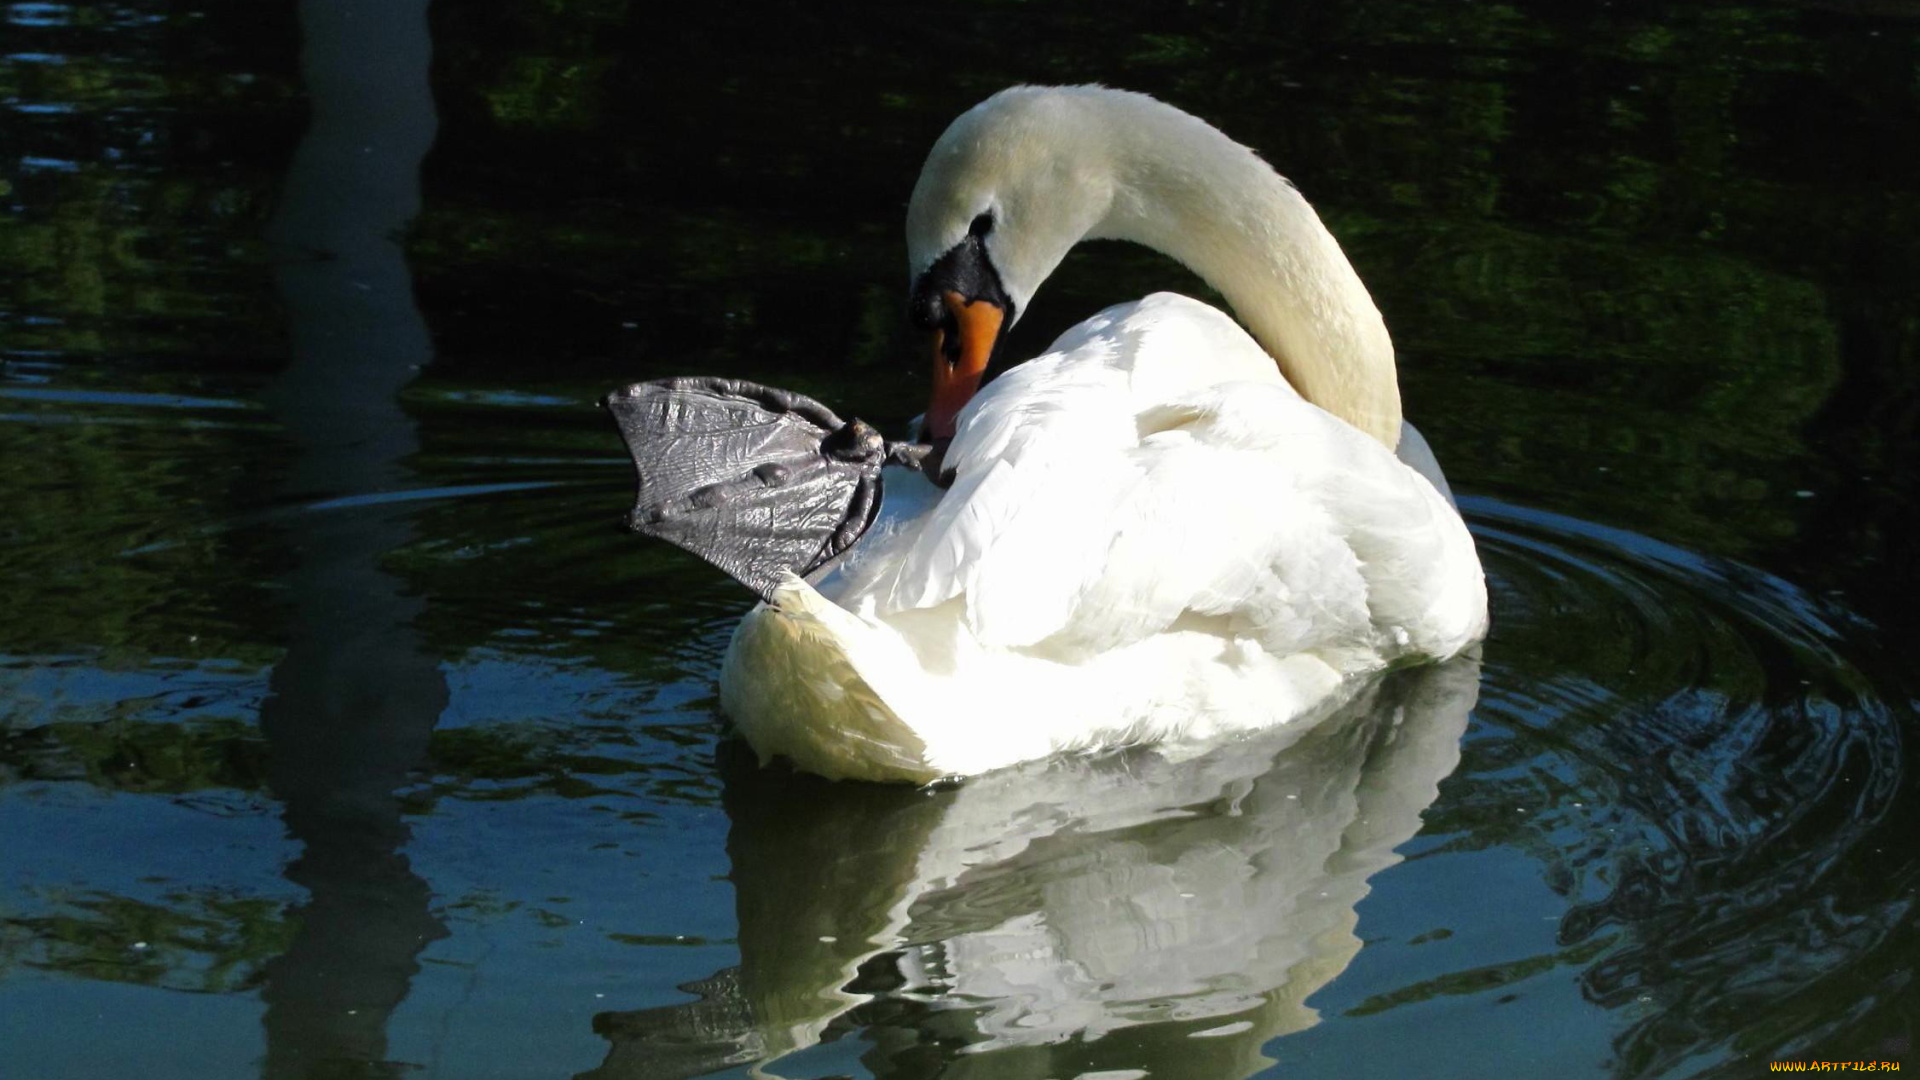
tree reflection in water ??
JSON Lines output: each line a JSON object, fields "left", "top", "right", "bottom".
{"left": 254, "top": 1, "right": 447, "bottom": 1076}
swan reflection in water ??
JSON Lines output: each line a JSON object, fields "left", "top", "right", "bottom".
{"left": 585, "top": 655, "right": 1481, "bottom": 1080}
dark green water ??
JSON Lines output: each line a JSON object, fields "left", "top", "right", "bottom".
{"left": 2, "top": 1, "right": 1916, "bottom": 1077}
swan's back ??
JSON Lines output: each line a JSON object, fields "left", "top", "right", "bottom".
{"left": 720, "top": 295, "right": 1485, "bottom": 782}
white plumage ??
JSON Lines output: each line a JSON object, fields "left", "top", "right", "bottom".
{"left": 720, "top": 88, "right": 1488, "bottom": 781}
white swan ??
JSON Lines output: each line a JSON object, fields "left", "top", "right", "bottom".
{"left": 720, "top": 86, "right": 1487, "bottom": 782}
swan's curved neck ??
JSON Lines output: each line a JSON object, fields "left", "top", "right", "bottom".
{"left": 1088, "top": 101, "right": 1402, "bottom": 447}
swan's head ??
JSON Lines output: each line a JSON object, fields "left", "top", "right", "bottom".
{"left": 905, "top": 87, "right": 1120, "bottom": 439}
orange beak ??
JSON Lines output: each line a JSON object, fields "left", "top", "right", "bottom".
{"left": 925, "top": 290, "right": 1005, "bottom": 441}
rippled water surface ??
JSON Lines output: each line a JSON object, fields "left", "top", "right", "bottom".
{"left": 3, "top": 2, "right": 1917, "bottom": 1078}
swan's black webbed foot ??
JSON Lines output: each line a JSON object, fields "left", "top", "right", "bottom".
{"left": 604, "top": 377, "right": 936, "bottom": 601}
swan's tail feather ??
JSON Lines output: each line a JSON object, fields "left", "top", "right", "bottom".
{"left": 720, "top": 573, "right": 940, "bottom": 783}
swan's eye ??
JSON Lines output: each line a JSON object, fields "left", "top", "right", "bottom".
{"left": 968, "top": 211, "right": 994, "bottom": 238}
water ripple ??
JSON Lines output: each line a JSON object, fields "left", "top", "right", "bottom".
{"left": 577, "top": 498, "right": 1913, "bottom": 1078}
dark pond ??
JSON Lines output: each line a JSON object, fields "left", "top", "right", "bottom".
{"left": 2, "top": 1, "right": 1917, "bottom": 1077}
